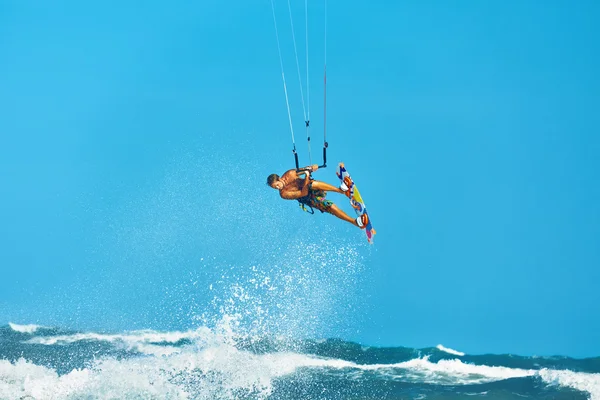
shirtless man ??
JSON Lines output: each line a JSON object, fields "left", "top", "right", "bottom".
{"left": 266, "top": 164, "right": 368, "bottom": 229}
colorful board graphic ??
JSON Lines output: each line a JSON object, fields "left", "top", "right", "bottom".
{"left": 336, "top": 163, "right": 376, "bottom": 244}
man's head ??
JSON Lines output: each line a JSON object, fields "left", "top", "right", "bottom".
{"left": 267, "top": 173, "right": 283, "bottom": 190}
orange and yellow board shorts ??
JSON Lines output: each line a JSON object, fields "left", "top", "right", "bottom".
{"left": 298, "top": 188, "right": 334, "bottom": 213}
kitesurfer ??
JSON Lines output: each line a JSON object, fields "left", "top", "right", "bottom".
{"left": 267, "top": 164, "right": 368, "bottom": 228}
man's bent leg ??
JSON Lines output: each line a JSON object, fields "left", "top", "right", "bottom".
{"left": 327, "top": 204, "right": 359, "bottom": 227}
{"left": 310, "top": 180, "right": 344, "bottom": 194}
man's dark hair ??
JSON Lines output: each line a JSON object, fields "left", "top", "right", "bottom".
{"left": 267, "top": 174, "right": 279, "bottom": 186}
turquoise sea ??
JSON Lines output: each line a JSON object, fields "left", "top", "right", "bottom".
{"left": 2, "top": 322, "right": 599, "bottom": 399}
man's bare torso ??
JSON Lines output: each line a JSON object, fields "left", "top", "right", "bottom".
{"left": 279, "top": 169, "right": 309, "bottom": 199}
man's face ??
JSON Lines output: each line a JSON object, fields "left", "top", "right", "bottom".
{"left": 270, "top": 180, "right": 284, "bottom": 190}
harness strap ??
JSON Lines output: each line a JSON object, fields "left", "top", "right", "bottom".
{"left": 298, "top": 201, "right": 315, "bottom": 214}
{"left": 298, "top": 176, "right": 315, "bottom": 214}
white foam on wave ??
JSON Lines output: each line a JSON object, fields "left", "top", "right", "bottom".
{"left": 393, "top": 357, "right": 535, "bottom": 384}
{"left": 436, "top": 344, "right": 465, "bottom": 356}
{"left": 25, "top": 327, "right": 228, "bottom": 357}
{"left": 264, "top": 354, "right": 599, "bottom": 399}
{"left": 318, "top": 355, "right": 599, "bottom": 398}
{"left": 387, "top": 357, "right": 599, "bottom": 399}
{"left": 1, "top": 315, "right": 311, "bottom": 399}
{"left": 0, "top": 343, "right": 327, "bottom": 399}
{"left": 3, "top": 332, "right": 600, "bottom": 400}
{"left": 539, "top": 368, "right": 600, "bottom": 400}
{"left": 271, "top": 355, "right": 535, "bottom": 385}
{"left": 8, "top": 322, "right": 46, "bottom": 334}
{"left": 0, "top": 357, "right": 190, "bottom": 399}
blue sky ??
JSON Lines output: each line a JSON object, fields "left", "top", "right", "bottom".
{"left": 1, "top": 0, "right": 599, "bottom": 358}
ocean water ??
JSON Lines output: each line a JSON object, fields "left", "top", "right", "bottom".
{"left": 2, "top": 322, "right": 599, "bottom": 400}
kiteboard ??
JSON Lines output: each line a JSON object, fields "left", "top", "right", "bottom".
{"left": 336, "top": 162, "right": 376, "bottom": 244}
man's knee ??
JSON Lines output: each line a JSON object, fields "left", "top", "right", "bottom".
{"left": 310, "top": 180, "right": 323, "bottom": 190}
